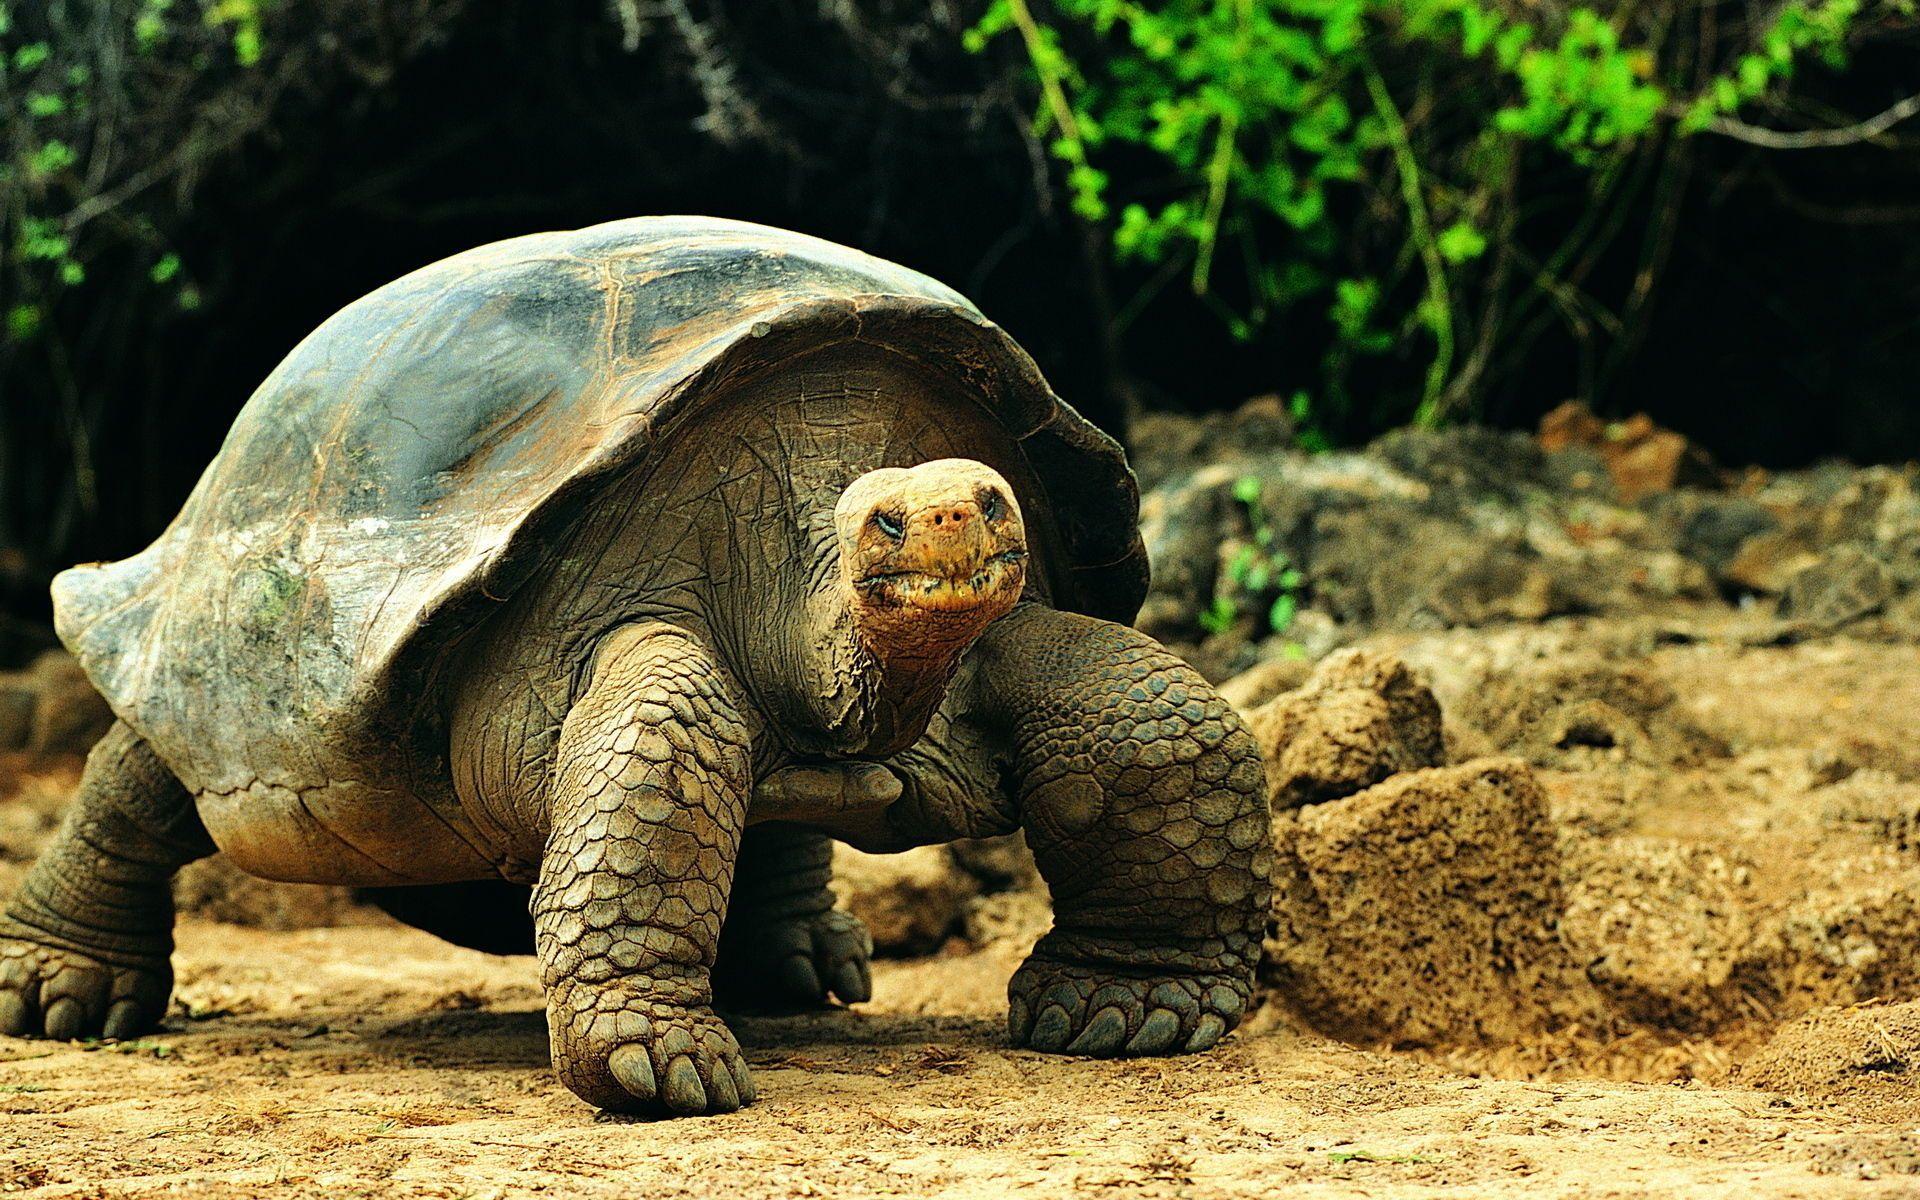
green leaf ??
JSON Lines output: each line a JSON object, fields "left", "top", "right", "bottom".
{"left": 29, "top": 140, "right": 78, "bottom": 176}
{"left": 5, "top": 304, "right": 43, "bottom": 341}
{"left": 1227, "top": 544, "right": 1259, "bottom": 584}
{"left": 1198, "top": 596, "right": 1238, "bottom": 635}
{"left": 1268, "top": 592, "right": 1298, "bottom": 633}
{"left": 1436, "top": 221, "right": 1488, "bottom": 263}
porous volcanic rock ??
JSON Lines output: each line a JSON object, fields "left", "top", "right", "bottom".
{"left": 1558, "top": 836, "right": 1758, "bottom": 1032}
{"left": 1734, "top": 879, "right": 1920, "bottom": 1017}
{"left": 1264, "top": 757, "right": 1608, "bottom": 1046}
{"left": 1446, "top": 655, "right": 1726, "bottom": 769}
{"left": 1242, "top": 648, "right": 1445, "bottom": 809}
{"left": 1537, "top": 401, "right": 1718, "bottom": 502}
{"left": 1737, "top": 998, "right": 1920, "bottom": 1099}
{"left": 1779, "top": 542, "right": 1896, "bottom": 628}
{"left": 173, "top": 858, "right": 378, "bottom": 930}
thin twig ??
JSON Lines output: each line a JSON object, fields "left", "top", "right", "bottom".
{"left": 1361, "top": 55, "right": 1454, "bottom": 427}
{"left": 1002, "top": 0, "right": 1084, "bottom": 145}
{"left": 1694, "top": 90, "right": 1920, "bottom": 149}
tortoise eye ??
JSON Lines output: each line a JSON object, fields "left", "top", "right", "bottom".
{"left": 871, "top": 510, "right": 905, "bottom": 539}
{"left": 980, "top": 489, "right": 1005, "bottom": 521}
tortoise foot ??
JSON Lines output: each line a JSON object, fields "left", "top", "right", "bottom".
{"left": 550, "top": 986, "right": 756, "bottom": 1116}
{"left": 717, "top": 908, "right": 873, "bottom": 1010}
{"left": 0, "top": 919, "right": 171, "bottom": 1041}
{"left": 1006, "top": 953, "right": 1249, "bottom": 1058}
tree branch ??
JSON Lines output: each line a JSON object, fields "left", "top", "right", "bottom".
{"left": 1699, "top": 91, "right": 1920, "bottom": 149}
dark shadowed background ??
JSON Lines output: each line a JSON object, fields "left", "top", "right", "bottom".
{"left": 5, "top": 0, "right": 1920, "bottom": 627}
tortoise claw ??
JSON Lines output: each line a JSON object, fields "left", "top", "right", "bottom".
{"left": 1007, "top": 952, "right": 1250, "bottom": 1059}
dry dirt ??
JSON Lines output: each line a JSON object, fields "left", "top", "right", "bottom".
{"left": 0, "top": 921, "right": 1912, "bottom": 1200}
{"left": 4, "top": 620, "right": 1920, "bottom": 1198}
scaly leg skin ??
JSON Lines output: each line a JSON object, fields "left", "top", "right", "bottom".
{"left": 536, "top": 622, "right": 757, "bottom": 1116}
{"left": 0, "top": 722, "right": 212, "bottom": 1041}
{"left": 714, "top": 824, "right": 872, "bottom": 1010}
{"left": 972, "top": 604, "right": 1273, "bottom": 1057}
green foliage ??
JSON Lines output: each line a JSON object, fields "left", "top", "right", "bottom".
{"left": 969, "top": 0, "right": 1885, "bottom": 433}
{"left": 2, "top": 0, "right": 282, "bottom": 347}
{"left": 1199, "top": 475, "right": 1305, "bottom": 636}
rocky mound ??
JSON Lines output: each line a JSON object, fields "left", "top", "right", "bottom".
{"left": 1229, "top": 630, "right": 1920, "bottom": 1085}
{"left": 1244, "top": 648, "right": 1445, "bottom": 808}
{"left": 1135, "top": 399, "right": 1920, "bottom": 680}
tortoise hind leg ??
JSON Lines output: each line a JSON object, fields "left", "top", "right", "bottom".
{"left": 714, "top": 825, "right": 872, "bottom": 1010}
{"left": 0, "top": 721, "right": 212, "bottom": 1040}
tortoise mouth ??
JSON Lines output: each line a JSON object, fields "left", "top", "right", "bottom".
{"left": 856, "top": 550, "right": 1027, "bottom": 612}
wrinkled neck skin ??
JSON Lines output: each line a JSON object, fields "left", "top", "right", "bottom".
{"left": 779, "top": 545, "right": 966, "bottom": 760}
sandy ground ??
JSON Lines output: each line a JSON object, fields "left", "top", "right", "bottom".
{"left": 1, "top": 920, "right": 1915, "bottom": 1200}
{"left": 4, "top": 622, "right": 1920, "bottom": 1197}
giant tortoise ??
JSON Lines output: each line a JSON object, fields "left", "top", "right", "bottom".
{"left": 0, "top": 217, "right": 1272, "bottom": 1115}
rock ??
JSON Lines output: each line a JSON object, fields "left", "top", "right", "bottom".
{"left": 173, "top": 857, "right": 377, "bottom": 929}
{"left": 1310, "top": 507, "right": 1573, "bottom": 629}
{"left": 1607, "top": 420, "right": 1704, "bottom": 504}
{"left": 947, "top": 832, "right": 1040, "bottom": 892}
{"left": 829, "top": 843, "right": 981, "bottom": 956}
{"left": 1263, "top": 757, "right": 1608, "bottom": 1046}
{"left": 1737, "top": 998, "right": 1920, "bottom": 1098}
{"left": 1216, "top": 658, "right": 1317, "bottom": 714}
{"left": 0, "top": 680, "right": 35, "bottom": 751}
{"left": 0, "top": 650, "right": 115, "bottom": 758}
{"left": 1446, "top": 655, "right": 1724, "bottom": 769}
{"left": 1779, "top": 542, "right": 1896, "bottom": 628}
{"left": 1537, "top": 401, "right": 1717, "bottom": 503}
{"left": 1373, "top": 425, "right": 1559, "bottom": 505}
{"left": 1734, "top": 880, "right": 1920, "bottom": 1015}
{"left": 1136, "top": 449, "right": 1428, "bottom": 652}
{"left": 1127, "top": 394, "right": 1298, "bottom": 493}
{"left": 1537, "top": 399, "right": 1608, "bottom": 454}
{"left": 1244, "top": 649, "right": 1445, "bottom": 809}
{"left": 1722, "top": 527, "right": 1823, "bottom": 595}
{"left": 1558, "top": 837, "right": 1757, "bottom": 1032}
{"left": 960, "top": 888, "right": 1051, "bottom": 956}
{"left": 1641, "top": 493, "right": 1778, "bottom": 577}
{"left": 1819, "top": 770, "right": 1920, "bottom": 854}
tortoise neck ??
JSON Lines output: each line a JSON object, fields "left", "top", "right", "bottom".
{"left": 737, "top": 541, "right": 969, "bottom": 760}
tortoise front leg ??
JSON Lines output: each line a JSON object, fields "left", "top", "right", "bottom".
{"left": 537, "top": 622, "right": 755, "bottom": 1115}
{"left": 971, "top": 604, "right": 1273, "bottom": 1056}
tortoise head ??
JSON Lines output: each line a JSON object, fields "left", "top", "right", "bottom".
{"left": 834, "top": 458, "right": 1028, "bottom": 660}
